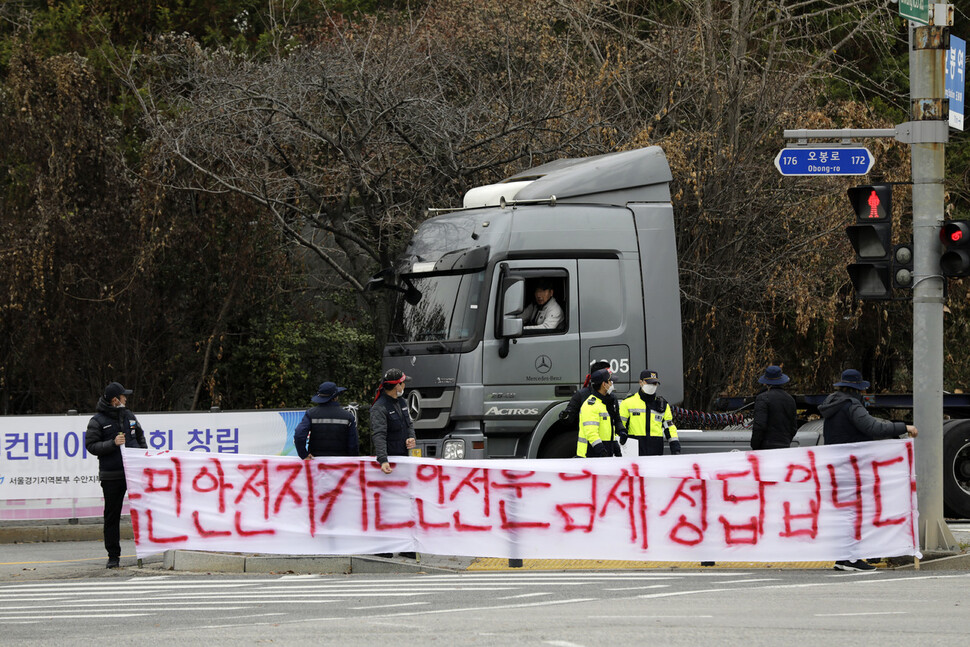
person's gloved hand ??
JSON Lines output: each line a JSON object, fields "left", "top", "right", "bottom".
{"left": 592, "top": 443, "right": 609, "bottom": 458}
{"left": 618, "top": 431, "right": 628, "bottom": 445}
{"left": 613, "top": 441, "right": 623, "bottom": 457}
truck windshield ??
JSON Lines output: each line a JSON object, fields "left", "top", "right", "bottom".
{"left": 390, "top": 271, "right": 485, "bottom": 343}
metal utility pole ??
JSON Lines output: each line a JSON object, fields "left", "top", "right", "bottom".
{"left": 909, "top": 12, "right": 956, "bottom": 552}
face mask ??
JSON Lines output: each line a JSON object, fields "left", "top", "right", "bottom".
{"left": 642, "top": 384, "right": 658, "bottom": 396}
{"left": 606, "top": 384, "right": 615, "bottom": 395}
{"left": 396, "top": 386, "right": 405, "bottom": 398}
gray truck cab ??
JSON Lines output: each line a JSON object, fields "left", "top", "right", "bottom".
{"left": 369, "top": 146, "right": 683, "bottom": 459}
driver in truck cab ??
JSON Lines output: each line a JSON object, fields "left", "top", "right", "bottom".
{"left": 521, "top": 279, "right": 564, "bottom": 331}
{"left": 577, "top": 368, "right": 623, "bottom": 458}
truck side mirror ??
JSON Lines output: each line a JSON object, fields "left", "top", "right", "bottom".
{"left": 501, "top": 279, "right": 525, "bottom": 337}
{"left": 498, "top": 278, "right": 524, "bottom": 357}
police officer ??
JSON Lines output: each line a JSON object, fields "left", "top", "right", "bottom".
{"left": 294, "top": 381, "right": 358, "bottom": 459}
{"left": 84, "top": 381, "right": 147, "bottom": 568}
{"left": 619, "top": 369, "right": 681, "bottom": 456}
{"left": 561, "top": 360, "right": 623, "bottom": 438}
{"left": 577, "top": 368, "right": 622, "bottom": 457}
{"left": 369, "top": 368, "right": 416, "bottom": 474}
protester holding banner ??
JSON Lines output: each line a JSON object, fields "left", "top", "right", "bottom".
{"left": 819, "top": 368, "right": 918, "bottom": 572}
{"left": 619, "top": 369, "right": 681, "bottom": 456}
{"left": 293, "top": 382, "right": 358, "bottom": 458}
{"left": 85, "top": 381, "right": 147, "bottom": 568}
{"left": 750, "top": 365, "right": 796, "bottom": 450}
{"left": 577, "top": 368, "right": 622, "bottom": 457}
{"left": 369, "top": 368, "right": 416, "bottom": 474}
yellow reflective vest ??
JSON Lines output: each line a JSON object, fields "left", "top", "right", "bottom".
{"left": 620, "top": 392, "right": 678, "bottom": 440}
{"left": 576, "top": 394, "right": 612, "bottom": 457}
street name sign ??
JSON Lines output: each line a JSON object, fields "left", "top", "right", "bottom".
{"left": 774, "top": 147, "right": 874, "bottom": 176}
{"left": 947, "top": 35, "right": 966, "bottom": 131}
{"left": 899, "top": 0, "right": 929, "bottom": 25}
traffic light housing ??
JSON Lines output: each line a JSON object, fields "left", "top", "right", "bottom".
{"left": 892, "top": 243, "right": 914, "bottom": 289}
{"left": 940, "top": 220, "right": 970, "bottom": 277}
{"left": 846, "top": 184, "right": 893, "bottom": 299}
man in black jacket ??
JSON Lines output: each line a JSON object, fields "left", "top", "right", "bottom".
{"left": 819, "top": 368, "right": 917, "bottom": 572}
{"left": 294, "top": 381, "right": 358, "bottom": 458}
{"left": 560, "top": 360, "right": 623, "bottom": 444}
{"left": 751, "top": 365, "right": 797, "bottom": 450}
{"left": 369, "top": 369, "right": 416, "bottom": 474}
{"left": 85, "top": 382, "right": 147, "bottom": 568}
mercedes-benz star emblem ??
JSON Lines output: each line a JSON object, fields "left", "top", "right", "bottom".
{"left": 407, "top": 390, "right": 422, "bottom": 421}
{"left": 535, "top": 355, "right": 552, "bottom": 374}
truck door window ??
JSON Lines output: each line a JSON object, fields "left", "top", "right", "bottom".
{"left": 521, "top": 275, "right": 568, "bottom": 335}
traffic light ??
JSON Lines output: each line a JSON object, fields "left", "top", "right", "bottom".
{"left": 940, "top": 220, "right": 970, "bottom": 277}
{"left": 892, "top": 243, "right": 914, "bottom": 289}
{"left": 846, "top": 184, "right": 893, "bottom": 299}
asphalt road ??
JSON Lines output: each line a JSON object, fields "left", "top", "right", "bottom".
{"left": 1, "top": 531, "right": 969, "bottom": 646}
{"left": 1, "top": 564, "right": 969, "bottom": 645}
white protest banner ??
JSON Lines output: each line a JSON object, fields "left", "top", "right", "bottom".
{"left": 123, "top": 439, "right": 920, "bottom": 562}
{"left": 1, "top": 410, "right": 303, "bottom": 501}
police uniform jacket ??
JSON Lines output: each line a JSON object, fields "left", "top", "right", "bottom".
{"left": 370, "top": 393, "right": 415, "bottom": 464}
{"left": 562, "top": 386, "right": 623, "bottom": 435}
{"left": 84, "top": 397, "right": 147, "bottom": 480}
{"left": 294, "top": 401, "right": 359, "bottom": 458}
{"left": 619, "top": 391, "right": 680, "bottom": 456}
{"left": 751, "top": 387, "right": 796, "bottom": 450}
{"left": 577, "top": 391, "right": 614, "bottom": 457}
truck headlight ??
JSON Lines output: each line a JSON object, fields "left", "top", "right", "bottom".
{"left": 442, "top": 439, "right": 466, "bottom": 460}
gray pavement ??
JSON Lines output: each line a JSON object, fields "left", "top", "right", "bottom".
{"left": 1, "top": 519, "right": 968, "bottom": 579}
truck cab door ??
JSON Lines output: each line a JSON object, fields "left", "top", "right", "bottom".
{"left": 481, "top": 261, "right": 580, "bottom": 456}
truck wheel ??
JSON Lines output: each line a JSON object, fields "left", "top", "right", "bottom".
{"left": 943, "top": 420, "right": 970, "bottom": 519}
{"left": 538, "top": 432, "right": 576, "bottom": 459}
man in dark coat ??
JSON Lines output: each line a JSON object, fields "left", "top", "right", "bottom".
{"left": 750, "top": 365, "right": 797, "bottom": 450}
{"left": 560, "top": 360, "right": 623, "bottom": 443}
{"left": 85, "top": 382, "right": 147, "bottom": 568}
{"left": 819, "top": 368, "right": 918, "bottom": 572}
{"left": 369, "top": 369, "right": 416, "bottom": 474}
{"left": 294, "top": 382, "right": 358, "bottom": 458}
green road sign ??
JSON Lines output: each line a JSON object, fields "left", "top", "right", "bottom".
{"left": 900, "top": 0, "right": 929, "bottom": 25}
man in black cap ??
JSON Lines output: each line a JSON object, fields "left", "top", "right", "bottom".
{"left": 577, "top": 368, "right": 623, "bottom": 457}
{"left": 619, "top": 369, "right": 681, "bottom": 456}
{"left": 294, "top": 382, "right": 359, "bottom": 459}
{"left": 819, "top": 368, "right": 918, "bottom": 572}
{"left": 85, "top": 382, "right": 147, "bottom": 568}
{"left": 750, "top": 365, "right": 796, "bottom": 450}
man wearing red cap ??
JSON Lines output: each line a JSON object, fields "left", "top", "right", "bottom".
{"left": 85, "top": 382, "right": 147, "bottom": 568}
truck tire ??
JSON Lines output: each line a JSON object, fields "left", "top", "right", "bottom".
{"left": 943, "top": 420, "right": 970, "bottom": 519}
{"left": 538, "top": 431, "right": 576, "bottom": 459}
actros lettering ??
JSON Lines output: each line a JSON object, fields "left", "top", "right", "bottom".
{"left": 486, "top": 406, "right": 540, "bottom": 416}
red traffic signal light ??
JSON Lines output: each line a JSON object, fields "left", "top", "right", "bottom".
{"left": 847, "top": 184, "right": 892, "bottom": 221}
{"left": 940, "top": 220, "right": 970, "bottom": 277}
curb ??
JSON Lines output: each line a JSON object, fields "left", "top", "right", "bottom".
{"left": 0, "top": 523, "right": 133, "bottom": 544}
{"left": 162, "top": 550, "right": 465, "bottom": 574}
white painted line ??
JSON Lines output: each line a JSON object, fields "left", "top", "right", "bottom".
{"left": 543, "top": 641, "right": 587, "bottom": 647}
{"left": 598, "top": 615, "right": 714, "bottom": 619}
{"left": 637, "top": 588, "right": 734, "bottom": 599}
{"left": 350, "top": 602, "right": 429, "bottom": 610}
{"left": 603, "top": 585, "right": 670, "bottom": 591}
{"left": 0, "top": 614, "right": 155, "bottom": 619}
{"left": 714, "top": 578, "right": 780, "bottom": 584}
{"left": 815, "top": 611, "right": 907, "bottom": 617}
{"left": 495, "top": 592, "right": 553, "bottom": 600}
